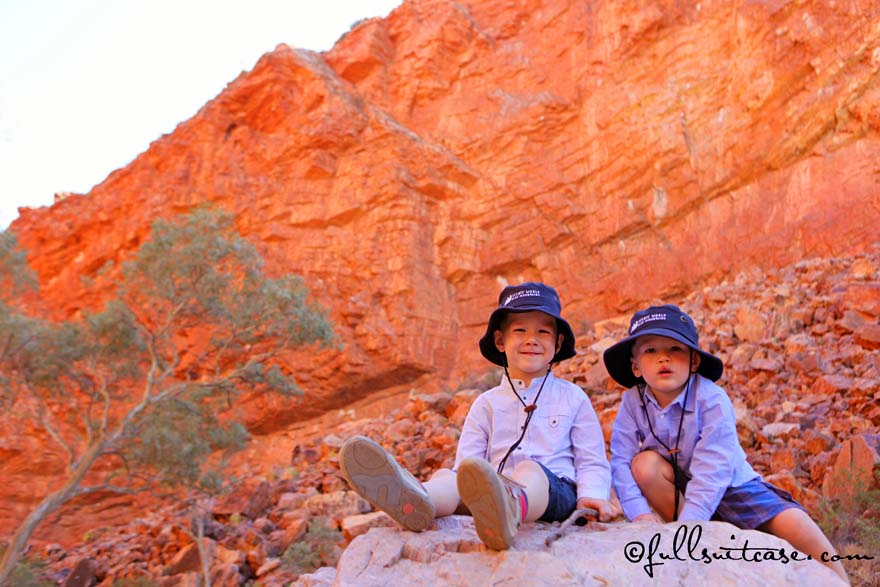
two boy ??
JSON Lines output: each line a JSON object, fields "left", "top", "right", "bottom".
{"left": 338, "top": 282, "right": 616, "bottom": 550}
{"left": 338, "top": 285, "right": 845, "bottom": 581}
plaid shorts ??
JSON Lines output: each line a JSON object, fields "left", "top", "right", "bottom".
{"left": 673, "top": 461, "right": 806, "bottom": 529}
{"left": 536, "top": 462, "right": 578, "bottom": 523}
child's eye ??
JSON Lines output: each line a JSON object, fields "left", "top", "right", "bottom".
{"left": 643, "top": 347, "right": 655, "bottom": 354}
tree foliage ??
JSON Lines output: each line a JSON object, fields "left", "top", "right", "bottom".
{"left": 0, "top": 208, "right": 335, "bottom": 586}
{"left": 0, "top": 231, "right": 39, "bottom": 392}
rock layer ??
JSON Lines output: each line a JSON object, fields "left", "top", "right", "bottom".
{"left": 10, "top": 0, "right": 880, "bottom": 422}
{"left": 4, "top": 0, "right": 880, "bottom": 562}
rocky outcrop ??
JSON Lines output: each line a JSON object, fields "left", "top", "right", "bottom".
{"left": 295, "top": 517, "right": 847, "bottom": 586}
{"left": 9, "top": 0, "right": 880, "bottom": 426}
{"left": 4, "top": 0, "right": 880, "bottom": 572}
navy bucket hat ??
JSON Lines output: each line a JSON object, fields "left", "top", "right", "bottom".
{"left": 602, "top": 304, "right": 723, "bottom": 388}
{"left": 479, "top": 282, "right": 576, "bottom": 367}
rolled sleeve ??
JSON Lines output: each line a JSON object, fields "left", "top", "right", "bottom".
{"left": 571, "top": 395, "right": 612, "bottom": 500}
{"left": 610, "top": 390, "right": 653, "bottom": 521}
{"left": 453, "top": 395, "right": 491, "bottom": 469}
{"left": 678, "top": 396, "right": 738, "bottom": 520}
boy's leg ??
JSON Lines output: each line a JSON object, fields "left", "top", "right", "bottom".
{"left": 509, "top": 460, "right": 550, "bottom": 522}
{"left": 424, "top": 468, "right": 460, "bottom": 517}
{"left": 760, "top": 508, "right": 849, "bottom": 584}
{"left": 338, "top": 435, "right": 435, "bottom": 531}
{"left": 630, "top": 449, "right": 684, "bottom": 521}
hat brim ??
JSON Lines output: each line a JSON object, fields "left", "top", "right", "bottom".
{"left": 479, "top": 308, "right": 576, "bottom": 367}
{"left": 602, "top": 327, "right": 723, "bottom": 388}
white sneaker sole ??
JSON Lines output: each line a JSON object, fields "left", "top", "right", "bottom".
{"left": 339, "top": 435, "right": 435, "bottom": 532}
{"left": 457, "top": 457, "right": 517, "bottom": 550}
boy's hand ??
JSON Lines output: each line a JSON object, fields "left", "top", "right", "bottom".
{"left": 633, "top": 512, "right": 664, "bottom": 523}
{"left": 576, "top": 497, "right": 621, "bottom": 522}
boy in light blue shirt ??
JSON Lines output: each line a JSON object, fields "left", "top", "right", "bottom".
{"left": 604, "top": 304, "right": 847, "bottom": 582}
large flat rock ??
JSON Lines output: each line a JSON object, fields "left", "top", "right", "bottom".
{"left": 298, "top": 516, "right": 846, "bottom": 586}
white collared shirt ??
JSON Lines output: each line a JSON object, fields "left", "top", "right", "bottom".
{"left": 454, "top": 372, "right": 612, "bottom": 501}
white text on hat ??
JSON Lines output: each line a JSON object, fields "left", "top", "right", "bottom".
{"left": 630, "top": 313, "right": 667, "bottom": 333}
{"left": 503, "top": 289, "right": 542, "bottom": 306}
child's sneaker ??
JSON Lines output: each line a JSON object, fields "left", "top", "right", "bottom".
{"left": 457, "top": 457, "right": 526, "bottom": 550}
{"left": 338, "top": 435, "right": 435, "bottom": 531}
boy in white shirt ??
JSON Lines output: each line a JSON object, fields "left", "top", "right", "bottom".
{"left": 339, "top": 282, "right": 616, "bottom": 550}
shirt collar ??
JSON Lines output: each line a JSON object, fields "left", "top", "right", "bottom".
{"left": 642, "top": 374, "right": 699, "bottom": 413}
{"left": 499, "top": 370, "right": 556, "bottom": 392}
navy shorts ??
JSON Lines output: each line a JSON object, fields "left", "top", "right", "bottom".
{"left": 536, "top": 462, "right": 579, "bottom": 523}
{"left": 671, "top": 459, "right": 806, "bottom": 529}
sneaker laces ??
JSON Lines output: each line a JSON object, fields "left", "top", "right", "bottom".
{"left": 500, "top": 473, "right": 529, "bottom": 523}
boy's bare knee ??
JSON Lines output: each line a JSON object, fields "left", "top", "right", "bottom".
{"left": 761, "top": 506, "right": 811, "bottom": 534}
{"left": 513, "top": 460, "right": 544, "bottom": 476}
{"left": 430, "top": 468, "right": 456, "bottom": 481}
{"left": 511, "top": 460, "right": 550, "bottom": 495}
{"left": 630, "top": 450, "right": 666, "bottom": 485}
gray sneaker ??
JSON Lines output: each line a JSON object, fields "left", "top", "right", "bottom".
{"left": 339, "top": 435, "right": 435, "bottom": 531}
{"left": 457, "top": 457, "right": 525, "bottom": 550}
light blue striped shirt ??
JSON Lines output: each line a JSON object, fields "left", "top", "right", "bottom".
{"left": 611, "top": 374, "right": 760, "bottom": 521}
{"left": 454, "top": 372, "right": 612, "bottom": 501}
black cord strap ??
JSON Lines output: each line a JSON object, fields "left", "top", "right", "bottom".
{"left": 497, "top": 363, "right": 551, "bottom": 475}
{"left": 637, "top": 354, "right": 694, "bottom": 522}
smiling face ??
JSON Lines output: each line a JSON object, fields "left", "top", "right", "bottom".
{"left": 630, "top": 334, "right": 701, "bottom": 407}
{"left": 493, "top": 311, "right": 562, "bottom": 385}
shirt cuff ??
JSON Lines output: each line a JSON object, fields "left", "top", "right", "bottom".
{"left": 577, "top": 480, "right": 611, "bottom": 502}
{"left": 678, "top": 503, "right": 713, "bottom": 521}
{"left": 620, "top": 497, "right": 653, "bottom": 521}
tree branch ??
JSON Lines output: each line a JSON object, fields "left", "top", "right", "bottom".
{"left": 22, "top": 379, "right": 77, "bottom": 471}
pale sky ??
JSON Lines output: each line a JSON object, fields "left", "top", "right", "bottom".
{"left": 0, "top": 0, "right": 403, "bottom": 230}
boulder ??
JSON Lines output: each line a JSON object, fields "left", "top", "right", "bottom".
{"left": 297, "top": 516, "right": 845, "bottom": 586}
{"left": 62, "top": 558, "right": 97, "bottom": 587}
{"left": 822, "top": 433, "right": 880, "bottom": 505}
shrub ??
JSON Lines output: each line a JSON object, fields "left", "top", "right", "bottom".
{"left": 0, "top": 207, "right": 335, "bottom": 586}
{"left": 281, "top": 517, "right": 343, "bottom": 576}
{"left": 816, "top": 471, "right": 880, "bottom": 587}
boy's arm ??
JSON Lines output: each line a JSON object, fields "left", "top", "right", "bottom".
{"left": 677, "top": 393, "right": 738, "bottom": 521}
{"left": 610, "top": 391, "right": 654, "bottom": 521}
{"left": 570, "top": 392, "right": 612, "bottom": 502}
{"left": 453, "top": 395, "right": 491, "bottom": 469}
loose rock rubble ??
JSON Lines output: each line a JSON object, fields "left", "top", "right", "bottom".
{"left": 31, "top": 252, "right": 879, "bottom": 585}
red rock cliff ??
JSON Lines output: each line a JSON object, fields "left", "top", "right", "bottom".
{"left": 10, "top": 0, "right": 880, "bottom": 430}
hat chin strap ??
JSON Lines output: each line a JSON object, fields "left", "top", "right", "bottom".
{"left": 497, "top": 352, "right": 552, "bottom": 474}
{"left": 637, "top": 354, "right": 694, "bottom": 522}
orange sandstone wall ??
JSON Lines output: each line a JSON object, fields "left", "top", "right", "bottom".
{"left": 9, "top": 0, "right": 880, "bottom": 430}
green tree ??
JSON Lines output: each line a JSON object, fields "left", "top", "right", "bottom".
{"left": 0, "top": 232, "right": 38, "bottom": 390}
{"left": 0, "top": 209, "right": 334, "bottom": 586}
